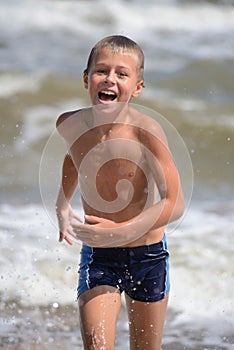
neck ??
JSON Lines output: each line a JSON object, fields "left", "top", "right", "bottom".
{"left": 91, "top": 102, "right": 129, "bottom": 128}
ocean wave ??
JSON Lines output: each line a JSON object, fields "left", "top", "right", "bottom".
{"left": 0, "top": 200, "right": 233, "bottom": 329}
{"left": 0, "top": 203, "right": 82, "bottom": 306}
{"left": 0, "top": 73, "right": 41, "bottom": 98}
{"left": 0, "top": 0, "right": 233, "bottom": 73}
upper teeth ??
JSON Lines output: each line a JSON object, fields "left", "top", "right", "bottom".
{"left": 101, "top": 91, "right": 115, "bottom": 95}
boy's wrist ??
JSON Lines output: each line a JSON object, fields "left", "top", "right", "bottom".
{"left": 55, "top": 201, "right": 70, "bottom": 213}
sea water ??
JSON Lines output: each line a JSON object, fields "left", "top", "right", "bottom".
{"left": 0, "top": 0, "right": 233, "bottom": 349}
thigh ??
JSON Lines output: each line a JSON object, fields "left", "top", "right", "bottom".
{"left": 79, "top": 285, "right": 122, "bottom": 350}
{"left": 125, "top": 293, "right": 169, "bottom": 350}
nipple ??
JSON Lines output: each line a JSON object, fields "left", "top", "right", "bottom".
{"left": 100, "top": 135, "right": 106, "bottom": 142}
{"left": 100, "top": 128, "right": 111, "bottom": 142}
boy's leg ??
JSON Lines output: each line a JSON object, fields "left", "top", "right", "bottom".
{"left": 79, "top": 285, "right": 122, "bottom": 350}
{"left": 125, "top": 294, "right": 169, "bottom": 350}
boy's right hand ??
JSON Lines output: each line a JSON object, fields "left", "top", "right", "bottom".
{"left": 56, "top": 204, "right": 83, "bottom": 245}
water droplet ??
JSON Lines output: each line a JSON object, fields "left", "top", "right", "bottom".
{"left": 52, "top": 302, "right": 59, "bottom": 309}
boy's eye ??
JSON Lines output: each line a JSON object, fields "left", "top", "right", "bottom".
{"left": 95, "top": 69, "right": 128, "bottom": 78}
{"left": 97, "top": 69, "right": 107, "bottom": 75}
{"left": 118, "top": 72, "right": 127, "bottom": 78}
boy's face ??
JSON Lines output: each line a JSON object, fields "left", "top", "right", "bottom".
{"left": 83, "top": 48, "right": 144, "bottom": 105}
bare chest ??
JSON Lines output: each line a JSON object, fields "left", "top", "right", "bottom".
{"left": 70, "top": 124, "right": 146, "bottom": 174}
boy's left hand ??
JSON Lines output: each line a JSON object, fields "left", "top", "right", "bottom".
{"left": 70, "top": 215, "right": 119, "bottom": 247}
{"left": 84, "top": 215, "right": 116, "bottom": 227}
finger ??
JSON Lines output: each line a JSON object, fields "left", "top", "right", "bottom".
{"left": 59, "top": 231, "right": 65, "bottom": 242}
{"left": 71, "top": 221, "right": 87, "bottom": 230}
{"left": 72, "top": 212, "right": 83, "bottom": 223}
{"left": 59, "top": 230, "right": 73, "bottom": 245}
{"left": 64, "top": 235, "right": 73, "bottom": 245}
{"left": 84, "top": 215, "right": 100, "bottom": 224}
{"left": 67, "top": 226, "right": 78, "bottom": 238}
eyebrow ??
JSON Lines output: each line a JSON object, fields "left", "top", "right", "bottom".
{"left": 95, "top": 63, "right": 131, "bottom": 70}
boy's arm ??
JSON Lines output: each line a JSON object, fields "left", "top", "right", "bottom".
{"left": 56, "top": 153, "right": 82, "bottom": 245}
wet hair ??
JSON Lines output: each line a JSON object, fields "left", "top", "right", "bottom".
{"left": 84, "top": 35, "right": 145, "bottom": 81}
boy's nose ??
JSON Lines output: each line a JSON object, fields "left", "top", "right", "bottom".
{"left": 105, "top": 71, "right": 115, "bottom": 84}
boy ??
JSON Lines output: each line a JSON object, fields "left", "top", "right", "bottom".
{"left": 56, "top": 35, "right": 184, "bottom": 350}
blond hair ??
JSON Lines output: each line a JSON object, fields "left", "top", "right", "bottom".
{"left": 84, "top": 35, "right": 145, "bottom": 81}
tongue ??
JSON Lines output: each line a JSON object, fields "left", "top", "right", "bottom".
{"left": 99, "top": 92, "right": 116, "bottom": 101}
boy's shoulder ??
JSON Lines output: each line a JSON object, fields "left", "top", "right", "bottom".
{"left": 56, "top": 108, "right": 82, "bottom": 128}
{"left": 56, "top": 108, "right": 92, "bottom": 141}
{"left": 129, "top": 106, "right": 167, "bottom": 145}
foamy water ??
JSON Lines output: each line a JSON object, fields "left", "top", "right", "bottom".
{"left": 0, "top": 200, "right": 233, "bottom": 348}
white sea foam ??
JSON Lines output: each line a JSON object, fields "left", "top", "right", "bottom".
{"left": 0, "top": 1, "right": 233, "bottom": 73}
{"left": 2, "top": 1, "right": 233, "bottom": 35}
{"left": 0, "top": 203, "right": 83, "bottom": 306}
{"left": 0, "top": 196, "right": 233, "bottom": 350}
{"left": 169, "top": 200, "right": 234, "bottom": 326}
{"left": 0, "top": 74, "right": 41, "bottom": 98}
{"left": 0, "top": 200, "right": 233, "bottom": 324}
{"left": 14, "top": 98, "right": 83, "bottom": 152}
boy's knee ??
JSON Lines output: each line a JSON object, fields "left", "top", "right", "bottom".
{"left": 82, "top": 327, "right": 110, "bottom": 350}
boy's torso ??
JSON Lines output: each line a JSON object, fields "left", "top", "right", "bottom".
{"left": 61, "top": 107, "right": 164, "bottom": 246}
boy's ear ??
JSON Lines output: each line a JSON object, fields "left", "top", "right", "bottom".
{"left": 132, "top": 80, "right": 144, "bottom": 98}
{"left": 83, "top": 70, "right": 88, "bottom": 89}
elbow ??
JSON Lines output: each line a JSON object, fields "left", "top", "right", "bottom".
{"left": 167, "top": 188, "right": 185, "bottom": 223}
{"left": 173, "top": 191, "right": 185, "bottom": 221}
{"left": 175, "top": 199, "right": 185, "bottom": 220}
{"left": 169, "top": 203, "right": 184, "bottom": 224}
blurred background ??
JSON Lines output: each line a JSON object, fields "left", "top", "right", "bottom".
{"left": 0, "top": 0, "right": 233, "bottom": 349}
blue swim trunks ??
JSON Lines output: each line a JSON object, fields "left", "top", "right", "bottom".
{"left": 77, "top": 234, "right": 170, "bottom": 302}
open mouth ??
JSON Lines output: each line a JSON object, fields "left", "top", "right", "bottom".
{"left": 98, "top": 91, "right": 117, "bottom": 103}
